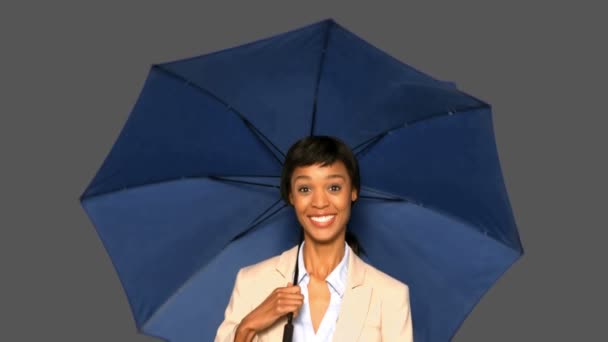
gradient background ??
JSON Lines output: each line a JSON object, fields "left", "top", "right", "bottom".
{"left": 2, "top": 1, "right": 605, "bottom": 341}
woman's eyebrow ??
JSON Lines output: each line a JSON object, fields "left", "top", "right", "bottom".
{"left": 293, "top": 175, "right": 311, "bottom": 181}
{"left": 293, "top": 174, "right": 345, "bottom": 181}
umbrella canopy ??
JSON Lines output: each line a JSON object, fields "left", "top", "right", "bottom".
{"left": 81, "top": 18, "right": 523, "bottom": 342}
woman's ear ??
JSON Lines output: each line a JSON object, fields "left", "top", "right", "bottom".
{"left": 289, "top": 192, "right": 294, "bottom": 206}
{"left": 351, "top": 188, "right": 358, "bottom": 202}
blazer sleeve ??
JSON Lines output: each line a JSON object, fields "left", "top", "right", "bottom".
{"left": 381, "top": 283, "right": 414, "bottom": 342}
{"left": 214, "top": 268, "right": 259, "bottom": 342}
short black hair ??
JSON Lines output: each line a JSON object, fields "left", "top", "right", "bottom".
{"left": 280, "top": 136, "right": 360, "bottom": 206}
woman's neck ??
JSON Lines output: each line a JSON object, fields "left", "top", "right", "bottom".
{"left": 302, "top": 236, "right": 346, "bottom": 280}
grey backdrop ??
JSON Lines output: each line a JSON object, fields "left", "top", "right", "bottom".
{"left": 2, "top": 1, "right": 605, "bottom": 341}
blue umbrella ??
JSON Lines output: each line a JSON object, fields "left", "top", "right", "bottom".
{"left": 81, "top": 19, "right": 523, "bottom": 342}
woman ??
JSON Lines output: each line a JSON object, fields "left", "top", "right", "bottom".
{"left": 215, "top": 136, "right": 413, "bottom": 342}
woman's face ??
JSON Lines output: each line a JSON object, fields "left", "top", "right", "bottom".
{"left": 289, "top": 161, "right": 358, "bottom": 245}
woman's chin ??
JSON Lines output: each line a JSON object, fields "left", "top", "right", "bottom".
{"left": 303, "top": 228, "right": 345, "bottom": 245}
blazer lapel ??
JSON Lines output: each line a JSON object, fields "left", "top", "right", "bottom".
{"left": 275, "top": 244, "right": 299, "bottom": 282}
{"left": 269, "top": 245, "right": 372, "bottom": 342}
{"left": 332, "top": 249, "right": 372, "bottom": 342}
{"left": 261, "top": 246, "right": 299, "bottom": 342}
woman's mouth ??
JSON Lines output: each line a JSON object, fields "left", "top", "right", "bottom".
{"left": 308, "top": 215, "right": 336, "bottom": 228}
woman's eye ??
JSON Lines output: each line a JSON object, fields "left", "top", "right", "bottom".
{"left": 329, "top": 185, "right": 341, "bottom": 192}
{"left": 298, "top": 186, "right": 310, "bottom": 193}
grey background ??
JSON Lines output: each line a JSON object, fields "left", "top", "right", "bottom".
{"left": 2, "top": 1, "right": 605, "bottom": 341}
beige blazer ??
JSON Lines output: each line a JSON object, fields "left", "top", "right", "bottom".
{"left": 215, "top": 245, "right": 413, "bottom": 341}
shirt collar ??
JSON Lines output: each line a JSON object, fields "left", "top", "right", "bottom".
{"left": 296, "top": 240, "right": 349, "bottom": 297}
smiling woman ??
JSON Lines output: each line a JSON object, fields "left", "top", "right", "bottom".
{"left": 215, "top": 136, "right": 413, "bottom": 342}
{"left": 284, "top": 137, "right": 359, "bottom": 254}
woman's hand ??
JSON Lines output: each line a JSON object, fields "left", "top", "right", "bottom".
{"left": 235, "top": 282, "right": 304, "bottom": 340}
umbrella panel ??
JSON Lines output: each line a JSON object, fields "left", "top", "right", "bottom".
{"left": 82, "top": 177, "right": 282, "bottom": 328}
{"left": 84, "top": 67, "right": 282, "bottom": 199}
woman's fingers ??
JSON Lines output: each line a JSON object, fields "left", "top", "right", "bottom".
{"left": 274, "top": 284, "right": 303, "bottom": 318}
{"left": 276, "top": 292, "right": 304, "bottom": 300}
{"left": 274, "top": 286, "right": 303, "bottom": 303}
{"left": 242, "top": 283, "right": 306, "bottom": 333}
{"left": 276, "top": 298, "right": 303, "bottom": 306}
{"left": 278, "top": 284, "right": 301, "bottom": 294}
{"left": 277, "top": 304, "right": 302, "bottom": 317}
{"left": 275, "top": 297, "right": 303, "bottom": 314}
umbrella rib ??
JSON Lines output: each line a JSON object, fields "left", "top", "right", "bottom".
{"left": 353, "top": 134, "right": 384, "bottom": 157}
{"left": 81, "top": 174, "right": 281, "bottom": 201}
{"left": 247, "top": 198, "right": 285, "bottom": 228}
{"left": 353, "top": 103, "right": 490, "bottom": 158}
{"left": 208, "top": 175, "right": 280, "bottom": 189}
{"left": 358, "top": 195, "right": 405, "bottom": 202}
{"left": 154, "top": 65, "right": 286, "bottom": 163}
{"left": 240, "top": 117, "right": 286, "bottom": 160}
{"left": 140, "top": 201, "right": 290, "bottom": 332}
{"left": 138, "top": 199, "right": 286, "bottom": 332}
{"left": 309, "top": 20, "right": 334, "bottom": 136}
{"left": 363, "top": 188, "right": 521, "bottom": 252}
{"left": 81, "top": 166, "right": 126, "bottom": 197}
{"left": 231, "top": 203, "right": 289, "bottom": 242}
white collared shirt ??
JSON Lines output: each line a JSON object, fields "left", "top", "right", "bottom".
{"left": 293, "top": 241, "right": 349, "bottom": 342}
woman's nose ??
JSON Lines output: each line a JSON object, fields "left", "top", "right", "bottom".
{"left": 312, "top": 192, "right": 329, "bottom": 208}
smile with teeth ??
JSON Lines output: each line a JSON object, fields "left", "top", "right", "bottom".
{"left": 309, "top": 215, "right": 336, "bottom": 227}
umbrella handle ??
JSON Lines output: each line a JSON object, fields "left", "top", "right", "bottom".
{"left": 282, "top": 241, "right": 301, "bottom": 342}
{"left": 282, "top": 318, "right": 294, "bottom": 342}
